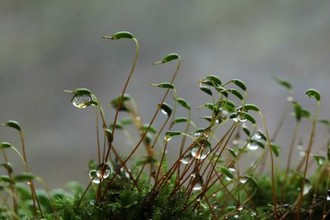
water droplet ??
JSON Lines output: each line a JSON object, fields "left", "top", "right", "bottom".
{"left": 236, "top": 204, "right": 243, "bottom": 211}
{"left": 287, "top": 96, "right": 294, "bottom": 102}
{"left": 191, "top": 146, "right": 210, "bottom": 160}
{"left": 228, "top": 166, "right": 236, "bottom": 172}
{"left": 89, "top": 170, "right": 100, "bottom": 184}
{"left": 247, "top": 141, "right": 259, "bottom": 151}
{"left": 234, "top": 214, "right": 239, "bottom": 219}
{"left": 180, "top": 155, "right": 192, "bottom": 164}
{"left": 253, "top": 130, "right": 264, "bottom": 140}
{"left": 72, "top": 94, "right": 94, "bottom": 109}
{"left": 96, "top": 163, "right": 111, "bottom": 179}
{"left": 192, "top": 174, "right": 203, "bottom": 191}
{"left": 232, "top": 112, "right": 247, "bottom": 123}
{"left": 161, "top": 109, "right": 168, "bottom": 115}
{"left": 164, "top": 134, "right": 172, "bottom": 142}
{"left": 232, "top": 139, "right": 239, "bottom": 146}
{"left": 299, "top": 151, "right": 306, "bottom": 157}
{"left": 327, "top": 189, "right": 330, "bottom": 201}
{"left": 303, "top": 183, "right": 311, "bottom": 195}
{"left": 239, "top": 176, "right": 248, "bottom": 184}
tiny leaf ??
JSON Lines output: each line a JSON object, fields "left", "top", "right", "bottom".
{"left": 243, "top": 104, "right": 260, "bottom": 112}
{"left": 228, "top": 88, "right": 244, "bottom": 100}
{"left": 271, "top": 144, "right": 280, "bottom": 157}
{"left": 219, "top": 166, "right": 234, "bottom": 180}
{"left": 200, "top": 86, "right": 213, "bottom": 96}
{"left": 153, "top": 53, "right": 180, "bottom": 64}
{"left": 159, "top": 103, "right": 172, "bottom": 117}
{"left": 150, "top": 82, "right": 175, "bottom": 89}
{"left": 172, "top": 117, "right": 188, "bottom": 125}
{"left": 231, "top": 79, "right": 247, "bottom": 91}
{"left": 275, "top": 78, "right": 292, "bottom": 90}
{"left": 313, "top": 155, "right": 326, "bottom": 167}
{"left": 3, "top": 120, "right": 21, "bottom": 131}
{"left": 306, "top": 89, "right": 321, "bottom": 101}
{"left": 0, "top": 142, "right": 12, "bottom": 149}
{"left": 103, "top": 31, "right": 134, "bottom": 40}
{"left": 176, "top": 98, "right": 191, "bottom": 110}
{"left": 14, "top": 172, "right": 35, "bottom": 182}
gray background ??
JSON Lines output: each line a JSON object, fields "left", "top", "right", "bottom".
{"left": 1, "top": 1, "right": 329, "bottom": 188}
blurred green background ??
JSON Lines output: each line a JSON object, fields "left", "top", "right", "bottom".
{"left": 1, "top": 1, "right": 330, "bottom": 188}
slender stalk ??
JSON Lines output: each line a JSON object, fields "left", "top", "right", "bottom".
{"left": 296, "top": 100, "right": 320, "bottom": 219}
{"left": 259, "top": 111, "right": 279, "bottom": 219}
{"left": 104, "top": 37, "right": 139, "bottom": 162}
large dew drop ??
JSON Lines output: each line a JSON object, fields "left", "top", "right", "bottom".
{"left": 191, "top": 174, "right": 203, "bottom": 191}
{"left": 191, "top": 146, "right": 210, "bottom": 160}
{"left": 89, "top": 170, "right": 100, "bottom": 184}
{"left": 72, "top": 94, "right": 93, "bottom": 109}
{"left": 96, "top": 163, "right": 111, "bottom": 179}
{"left": 180, "top": 155, "right": 192, "bottom": 165}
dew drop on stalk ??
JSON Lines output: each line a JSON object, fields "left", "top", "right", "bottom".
{"left": 247, "top": 141, "right": 259, "bottom": 151}
{"left": 180, "top": 155, "right": 192, "bottom": 164}
{"left": 303, "top": 182, "right": 312, "bottom": 195}
{"left": 164, "top": 134, "right": 172, "bottom": 142}
{"left": 239, "top": 176, "right": 248, "bottom": 184}
{"left": 72, "top": 94, "right": 93, "bottom": 109}
{"left": 253, "top": 130, "right": 263, "bottom": 140}
{"left": 191, "top": 174, "right": 203, "bottom": 191}
{"left": 96, "top": 163, "right": 111, "bottom": 179}
{"left": 327, "top": 189, "right": 330, "bottom": 201}
{"left": 231, "top": 112, "right": 247, "bottom": 123}
{"left": 191, "top": 146, "right": 210, "bottom": 160}
{"left": 89, "top": 170, "right": 100, "bottom": 184}
{"left": 236, "top": 204, "right": 243, "bottom": 211}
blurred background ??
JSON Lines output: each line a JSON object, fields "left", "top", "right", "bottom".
{"left": 1, "top": 0, "right": 330, "bottom": 188}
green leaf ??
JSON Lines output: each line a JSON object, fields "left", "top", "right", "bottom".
{"left": 231, "top": 79, "right": 247, "bottom": 91}
{"left": 104, "top": 129, "right": 113, "bottom": 143}
{"left": 271, "top": 144, "right": 280, "bottom": 157}
{"left": 3, "top": 120, "right": 21, "bottom": 131}
{"left": 141, "top": 124, "right": 157, "bottom": 134}
{"left": 111, "top": 94, "right": 132, "bottom": 111}
{"left": 150, "top": 82, "right": 175, "bottom": 89}
{"left": 293, "top": 102, "right": 310, "bottom": 121}
{"left": 275, "top": 78, "right": 292, "bottom": 90}
{"left": 164, "top": 131, "right": 182, "bottom": 141}
{"left": 0, "top": 162, "right": 13, "bottom": 174}
{"left": 172, "top": 117, "right": 188, "bottom": 125}
{"left": 176, "top": 98, "right": 191, "bottom": 110}
{"left": 242, "top": 124, "right": 251, "bottom": 137}
{"left": 14, "top": 172, "right": 35, "bottom": 182}
{"left": 153, "top": 53, "right": 180, "bottom": 64}
{"left": 159, "top": 103, "right": 172, "bottom": 117}
{"left": 306, "top": 89, "right": 321, "bottom": 101}
{"left": 244, "top": 112, "right": 256, "bottom": 124}
{"left": 72, "top": 88, "right": 92, "bottom": 96}
{"left": 200, "top": 86, "right": 213, "bottom": 96}
{"left": 228, "top": 88, "right": 244, "bottom": 100}
{"left": 219, "top": 166, "right": 234, "bottom": 180}
{"left": 313, "top": 155, "right": 326, "bottom": 167}
{"left": 243, "top": 104, "right": 260, "bottom": 112}
{"left": 227, "top": 148, "right": 239, "bottom": 158}
{"left": 200, "top": 75, "right": 222, "bottom": 87}
{"left": 0, "top": 175, "right": 13, "bottom": 184}
{"left": 102, "top": 31, "right": 134, "bottom": 40}
{"left": 0, "top": 142, "right": 12, "bottom": 149}
{"left": 319, "top": 119, "right": 330, "bottom": 127}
